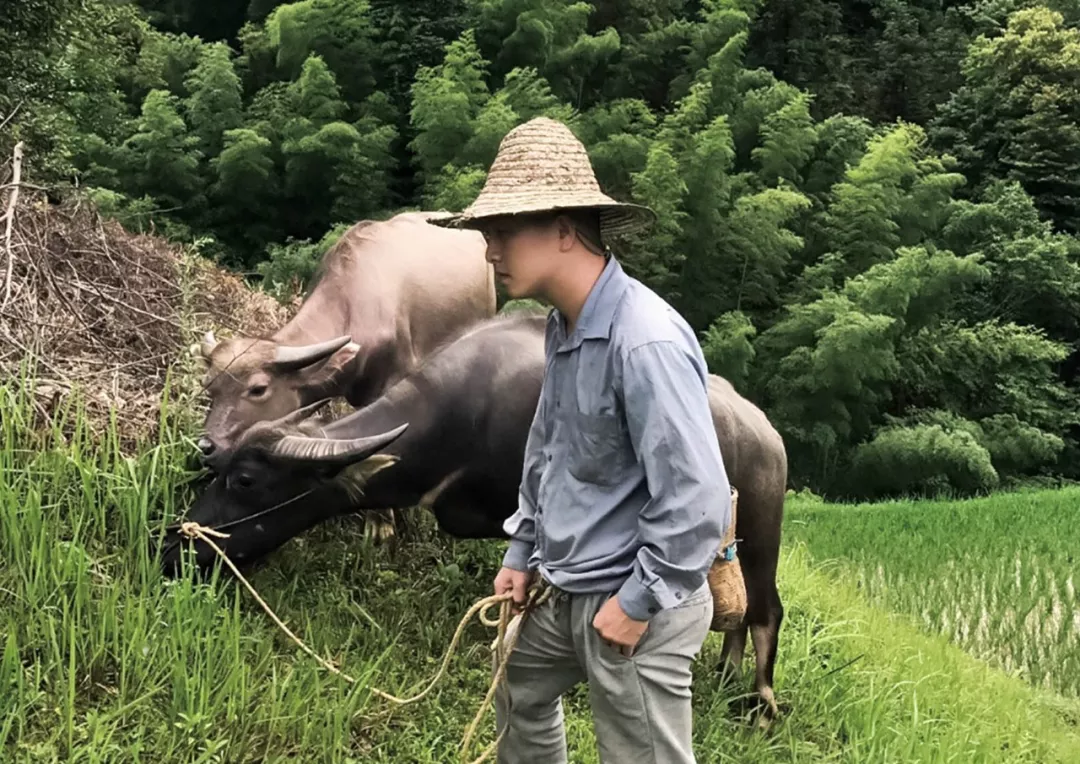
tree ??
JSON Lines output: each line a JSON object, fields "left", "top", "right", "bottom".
{"left": 931, "top": 7, "right": 1080, "bottom": 234}
{"left": 119, "top": 88, "right": 203, "bottom": 215}
{"left": 184, "top": 42, "right": 243, "bottom": 157}
{"left": 266, "top": 0, "right": 379, "bottom": 106}
{"left": 279, "top": 55, "right": 397, "bottom": 239}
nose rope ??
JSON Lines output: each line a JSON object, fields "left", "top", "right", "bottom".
{"left": 174, "top": 519, "right": 551, "bottom": 763}
{"left": 163, "top": 488, "right": 316, "bottom": 534}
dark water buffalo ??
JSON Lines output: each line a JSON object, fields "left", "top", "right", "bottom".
{"left": 193, "top": 210, "right": 495, "bottom": 465}
{"left": 162, "top": 311, "right": 787, "bottom": 717}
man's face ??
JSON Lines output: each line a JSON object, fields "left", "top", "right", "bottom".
{"left": 479, "top": 215, "right": 560, "bottom": 299}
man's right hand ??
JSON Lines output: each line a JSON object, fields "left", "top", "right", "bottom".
{"left": 494, "top": 566, "right": 533, "bottom": 614}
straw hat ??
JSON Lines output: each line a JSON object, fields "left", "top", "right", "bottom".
{"left": 433, "top": 117, "right": 656, "bottom": 239}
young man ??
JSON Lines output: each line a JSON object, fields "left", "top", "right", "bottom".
{"left": 436, "top": 117, "right": 732, "bottom": 764}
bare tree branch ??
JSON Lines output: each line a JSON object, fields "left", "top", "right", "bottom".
{"left": 1, "top": 141, "right": 23, "bottom": 310}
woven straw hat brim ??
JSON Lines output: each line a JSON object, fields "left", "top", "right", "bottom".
{"left": 438, "top": 194, "right": 656, "bottom": 238}
{"left": 429, "top": 116, "right": 657, "bottom": 239}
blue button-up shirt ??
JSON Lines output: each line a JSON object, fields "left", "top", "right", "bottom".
{"left": 502, "top": 255, "right": 731, "bottom": 621}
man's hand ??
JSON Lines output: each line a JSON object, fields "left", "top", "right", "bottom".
{"left": 494, "top": 566, "right": 534, "bottom": 614}
{"left": 593, "top": 595, "right": 649, "bottom": 657}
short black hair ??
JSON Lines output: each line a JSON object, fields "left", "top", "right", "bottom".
{"left": 522, "top": 208, "right": 605, "bottom": 255}
{"left": 475, "top": 209, "right": 607, "bottom": 255}
{"left": 562, "top": 209, "right": 605, "bottom": 255}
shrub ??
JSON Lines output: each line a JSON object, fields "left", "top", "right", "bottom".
{"left": 849, "top": 423, "right": 999, "bottom": 499}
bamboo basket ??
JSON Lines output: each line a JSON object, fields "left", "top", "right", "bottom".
{"left": 707, "top": 487, "right": 747, "bottom": 632}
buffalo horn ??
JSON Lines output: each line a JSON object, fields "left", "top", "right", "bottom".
{"left": 272, "top": 336, "right": 354, "bottom": 371}
{"left": 270, "top": 423, "right": 409, "bottom": 465}
{"left": 200, "top": 330, "right": 218, "bottom": 358}
{"left": 270, "top": 398, "right": 333, "bottom": 429}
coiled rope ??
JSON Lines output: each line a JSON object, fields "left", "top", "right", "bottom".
{"left": 177, "top": 521, "right": 550, "bottom": 763}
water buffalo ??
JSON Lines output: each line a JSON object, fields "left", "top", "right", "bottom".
{"left": 193, "top": 210, "right": 495, "bottom": 466}
{"left": 162, "top": 310, "right": 787, "bottom": 718}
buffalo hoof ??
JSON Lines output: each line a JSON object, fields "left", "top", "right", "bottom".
{"left": 717, "top": 678, "right": 783, "bottom": 729}
{"left": 756, "top": 691, "right": 779, "bottom": 729}
{"left": 747, "top": 686, "right": 786, "bottom": 731}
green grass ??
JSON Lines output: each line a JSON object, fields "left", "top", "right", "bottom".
{"left": 1, "top": 379, "right": 1079, "bottom": 762}
{"left": 784, "top": 488, "right": 1080, "bottom": 698}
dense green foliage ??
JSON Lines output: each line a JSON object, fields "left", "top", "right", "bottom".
{"left": 1, "top": 382, "right": 1078, "bottom": 761}
{"left": 3, "top": 0, "right": 1080, "bottom": 500}
{"left": 787, "top": 487, "right": 1080, "bottom": 698}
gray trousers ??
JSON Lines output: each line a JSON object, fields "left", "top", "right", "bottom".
{"left": 493, "top": 580, "right": 713, "bottom": 764}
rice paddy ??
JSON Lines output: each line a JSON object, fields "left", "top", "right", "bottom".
{"left": 784, "top": 488, "right": 1080, "bottom": 698}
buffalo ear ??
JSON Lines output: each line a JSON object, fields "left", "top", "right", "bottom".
{"left": 346, "top": 453, "right": 398, "bottom": 483}
{"left": 337, "top": 454, "right": 399, "bottom": 495}
{"left": 331, "top": 341, "right": 361, "bottom": 370}
{"left": 307, "top": 341, "right": 361, "bottom": 390}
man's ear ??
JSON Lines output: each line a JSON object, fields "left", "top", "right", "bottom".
{"left": 556, "top": 215, "right": 576, "bottom": 252}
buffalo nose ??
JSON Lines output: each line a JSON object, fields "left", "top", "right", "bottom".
{"left": 197, "top": 436, "right": 216, "bottom": 456}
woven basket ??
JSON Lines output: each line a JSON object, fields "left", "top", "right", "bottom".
{"left": 707, "top": 487, "right": 747, "bottom": 632}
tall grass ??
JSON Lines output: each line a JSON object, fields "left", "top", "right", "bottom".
{"left": 785, "top": 489, "right": 1080, "bottom": 698}
{"left": 1, "top": 375, "right": 1078, "bottom": 761}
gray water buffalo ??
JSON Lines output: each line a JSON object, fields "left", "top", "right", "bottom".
{"left": 193, "top": 210, "right": 495, "bottom": 466}
{"left": 162, "top": 310, "right": 787, "bottom": 718}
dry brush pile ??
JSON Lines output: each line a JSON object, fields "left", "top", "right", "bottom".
{"left": 0, "top": 141, "right": 294, "bottom": 446}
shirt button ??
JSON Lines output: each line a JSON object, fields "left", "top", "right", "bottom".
{"left": 547, "top": 454, "right": 552, "bottom": 462}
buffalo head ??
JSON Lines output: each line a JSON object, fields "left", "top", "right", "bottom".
{"left": 159, "top": 400, "right": 407, "bottom": 576}
{"left": 191, "top": 330, "right": 361, "bottom": 465}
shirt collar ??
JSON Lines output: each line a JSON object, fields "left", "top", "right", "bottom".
{"left": 551, "top": 255, "right": 630, "bottom": 350}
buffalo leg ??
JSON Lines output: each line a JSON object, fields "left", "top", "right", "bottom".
{"left": 340, "top": 507, "right": 398, "bottom": 543}
{"left": 363, "top": 508, "right": 398, "bottom": 542}
{"left": 746, "top": 574, "right": 783, "bottom": 721}
{"left": 717, "top": 622, "right": 747, "bottom": 686}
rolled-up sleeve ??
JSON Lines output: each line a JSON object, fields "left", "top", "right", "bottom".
{"left": 615, "top": 340, "right": 731, "bottom": 622}
{"left": 502, "top": 389, "right": 546, "bottom": 572}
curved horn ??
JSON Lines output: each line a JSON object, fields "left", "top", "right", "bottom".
{"left": 270, "top": 423, "right": 409, "bottom": 465}
{"left": 200, "top": 330, "right": 218, "bottom": 358}
{"left": 270, "top": 398, "right": 333, "bottom": 429}
{"left": 272, "top": 336, "right": 353, "bottom": 371}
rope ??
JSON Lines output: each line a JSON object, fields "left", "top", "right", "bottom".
{"left": 177, "top": 521, "right": 550, "bottom": 763}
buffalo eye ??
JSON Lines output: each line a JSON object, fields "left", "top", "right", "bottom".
{"left": 230, "top": 471, "right": 256, "bottom": 491}
{"left": 247, "top": 384, "right": 269, "bottom": 398}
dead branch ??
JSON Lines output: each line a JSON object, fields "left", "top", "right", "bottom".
{"left": 0, "top": 170, "right": 293, "bottom": 447}
{"left": 0, "top": 101, "right": 22, "bottom": 134}
{"left": 0, "top": 182, "right": 48, "bottom": 194}
{"left": 1, "top": 141, "right": 23, "bottom": 309}
{"left": 63, "top": 266, "right": 185, "bottom": 331}
{"left": 0, "top": 325, "right": 65, "bottom": 379}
